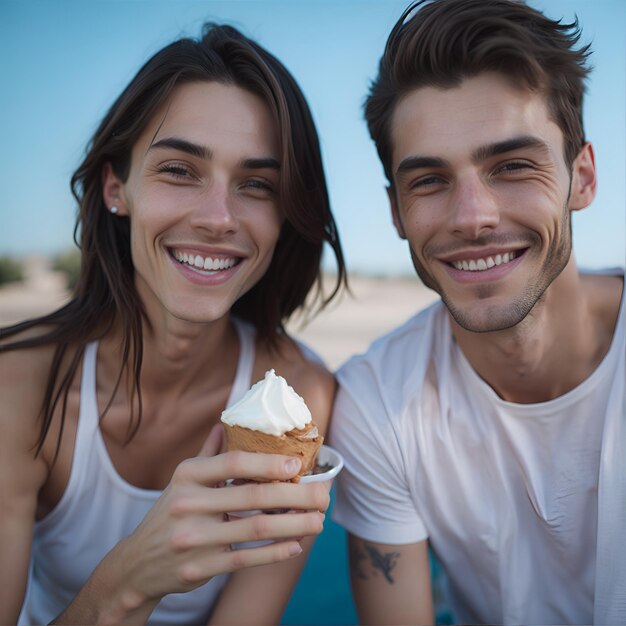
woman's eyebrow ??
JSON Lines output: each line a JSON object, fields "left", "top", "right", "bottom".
{"left": 148, "top": 136, "right": 212, "bottom": 160}
{"left": 239, "top": 157, "right": 280, "bottom": 171}
{"left": 147, "top": 137, "right": 279, "bottom": 171}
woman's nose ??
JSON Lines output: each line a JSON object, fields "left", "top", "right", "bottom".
{"left": 189, "top": 181, "right": 239, "bottom": 237}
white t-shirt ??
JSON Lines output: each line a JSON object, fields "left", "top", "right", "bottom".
{"left": 330, "top": 274, "right": 625, "bottom": 625}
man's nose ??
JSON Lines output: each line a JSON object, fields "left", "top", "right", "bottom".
{"left": 448, "top": 174, "right": 500, "bottom": 239}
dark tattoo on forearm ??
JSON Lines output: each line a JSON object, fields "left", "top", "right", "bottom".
{"left": 350, "top": 541, "right": 401, "bottom": 584}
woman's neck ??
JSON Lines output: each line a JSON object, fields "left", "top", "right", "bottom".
{"left": 99, "top": 313, "right": 240, "bottom": 402}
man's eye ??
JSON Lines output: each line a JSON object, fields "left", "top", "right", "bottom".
{"left": 410, "top": 175, "right": 445, "bottom": 190}
{"left": 494, "top": 161, "right": 532, "bottom": 174}
{"left": 417, "top": 176, "right": 439, "bottom": 186}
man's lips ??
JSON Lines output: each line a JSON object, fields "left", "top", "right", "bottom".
{"left": 437, "top": 247, "right": 529, "bottom": 281}
{"left": 446, "top": 249, "right": 523, "bottom": 272}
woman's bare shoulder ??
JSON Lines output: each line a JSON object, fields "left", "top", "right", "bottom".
{"left": 0, "top": 328, "right": 65, "bottom": 432}
{"left": 0, "top": 330, "right": 58, "bottom": 501}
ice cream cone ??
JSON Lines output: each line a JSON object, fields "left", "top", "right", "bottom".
{"left": 223, "top": 422, "right": 324, "bottom": 480}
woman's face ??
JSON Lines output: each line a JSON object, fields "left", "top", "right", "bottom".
{"left": 105, "top": 81, "right": 283, "bottom": 326}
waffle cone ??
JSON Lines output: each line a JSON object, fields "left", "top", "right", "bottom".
{"left": 223, "top": 423, "right": 323, "bottom": 481}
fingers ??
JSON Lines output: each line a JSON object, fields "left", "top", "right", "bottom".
{"left": 225, "top": 510, "right": 323, "bottom": 546}
{"left": 173, "top": 450, "right": 304, "bottom": 485}
{"left": 169, "top": 510, "right": 325, "bottom": 552}
{"left": 221, "top": 538, "right": 306, "bottom": 572}
{"left": 175, "top": 540, "right": 305, "bottom": 585}
{"left": 168, "top": 480, "right": 329, "bottom": 518}
{"left": 223, "top": 481, "right": 330, "bottom": 514}
{"left": 163, "top": 511, "right": 324, "bottom": 588}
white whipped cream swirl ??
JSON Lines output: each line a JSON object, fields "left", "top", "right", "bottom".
{"left": 221, "top": 369, "right": 312, "bottom": 436}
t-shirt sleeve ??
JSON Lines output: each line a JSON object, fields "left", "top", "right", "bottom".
{"left": 329, "top": 361, "right": 428, "bottom": 545}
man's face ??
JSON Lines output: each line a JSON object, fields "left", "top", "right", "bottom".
{"left": 388, "top": 72, "right": 595, "bottom": 332}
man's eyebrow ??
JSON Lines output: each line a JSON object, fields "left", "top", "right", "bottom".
{"left": 394, "top": 136, "right": 551, "bottom": 178}
{"left": 396, "top": 155, "right": 449, "bottom": 177}
{"left": 148, "top": 137, "right": 212, "bottom": 160}
{"left": 473, "top": 135, "right": 549, "bottom": 162}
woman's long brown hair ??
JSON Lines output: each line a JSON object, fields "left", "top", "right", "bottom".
{"left": 0, "top": 24, "right": 346, "bottom": 461}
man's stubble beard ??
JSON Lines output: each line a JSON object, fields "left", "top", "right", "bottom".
{"left": 407, "top": 205, "right": 573, "bottom": 334}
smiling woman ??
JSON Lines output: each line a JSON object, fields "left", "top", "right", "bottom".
{"left": 0, "top": 23, "right": 346, "bottom": 626}
{"left": 103, "top": 81, "right": 285, "bottom": 324}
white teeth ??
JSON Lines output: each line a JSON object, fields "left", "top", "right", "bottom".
{"left": 452, "top": 250, "right": 519, "bottom": 272}
{"left": 173, "top": 250, "right": 237, "bottom": 272}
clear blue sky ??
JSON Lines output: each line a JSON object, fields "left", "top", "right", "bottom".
{"left": 1, "top": 0, "right": 624, "bottom": 276}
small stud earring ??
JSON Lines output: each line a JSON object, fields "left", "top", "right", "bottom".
{"left": 110, "top": 205, "right": 119, "bottom": 214}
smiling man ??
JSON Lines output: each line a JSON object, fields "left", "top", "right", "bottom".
{"left": 329, "top": 1, "right": 625, "bottom": 624}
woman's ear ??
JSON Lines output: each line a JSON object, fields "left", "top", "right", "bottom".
{"left": 101, "top": 162, "right": 129, "bottom": 216}
{"left": 568, "top": 142, "right": 597, "bottom": 212}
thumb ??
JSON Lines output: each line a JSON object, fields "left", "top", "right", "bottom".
{"left": 198, "top": 423, "right": 224, "bottom": 457}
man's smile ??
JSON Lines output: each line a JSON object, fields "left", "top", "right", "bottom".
{"left": 449, "top": 249, "right": 522, "bottom": 272}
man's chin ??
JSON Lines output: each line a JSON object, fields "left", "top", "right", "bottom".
{"left": 444, "top": 299, "right": 533, "bottom": 334}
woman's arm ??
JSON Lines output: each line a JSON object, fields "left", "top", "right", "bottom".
{"left": 0, "top": 348, "right": 50, "bottom": 624}
{"left": 51, "top": 441, "right": 329, "bottom": 624}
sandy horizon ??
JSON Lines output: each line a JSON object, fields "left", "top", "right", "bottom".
{"left": 0, "top": 256, "right": 439, "bottom": 369}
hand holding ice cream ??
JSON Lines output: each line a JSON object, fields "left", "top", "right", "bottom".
{"left": 221, "top": 369, "right": 324, "bottom": 480}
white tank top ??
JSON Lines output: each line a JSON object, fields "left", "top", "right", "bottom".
{"left": 19, "top": 319, "right": 256, "bottom": 626}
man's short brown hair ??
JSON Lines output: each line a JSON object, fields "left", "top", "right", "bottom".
{"left": 366, "top": 0, "right": 592, "bottom": 183}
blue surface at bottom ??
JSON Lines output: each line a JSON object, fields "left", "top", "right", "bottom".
{"left": 281, "top": 490, "right": 358, "bottom": 625}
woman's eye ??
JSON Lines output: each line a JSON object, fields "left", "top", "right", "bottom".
{"left": 158, "top": 163, "right": 192, "bottom": 179}
{"left": 242, "top": 179, "right": 275, "bottom": 195}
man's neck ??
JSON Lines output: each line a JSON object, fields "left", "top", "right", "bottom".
{"left": 450, "top": 265, "right": 622, "bottom": 404}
